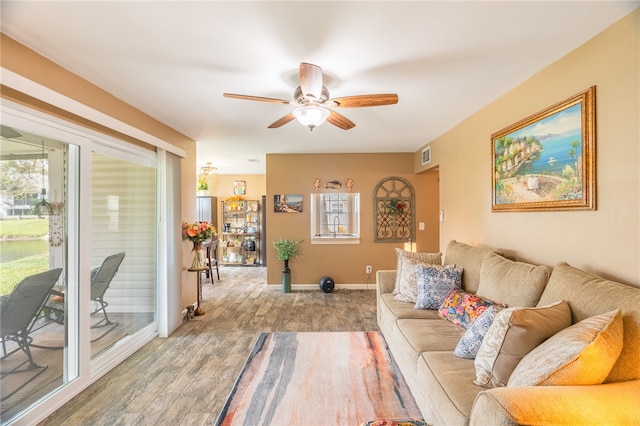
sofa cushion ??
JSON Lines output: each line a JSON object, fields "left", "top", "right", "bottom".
{"left": 377, "top": 293, "right": 441, "bottom": 348}
{"left": 476, "top": 252, "right": 549, "bottom": 308}
{"left": 380, "top": 293, "right": 442, "bottom": 321}
{"left": 453, "top": 304, "right": 504, "bottom": 359}
{"left": 474, "top": 301, "right": 571, "bottom": 388}
{"left": 396, "top": 318, "right": 465, "bottom": 354}
{"left": 393, "top": 249, "right": 443, "bottom": 303}
{"left": 438, "top": 289, "right": 501, "bottom": 329}
{"left": 383, "top": 318, "right": 465, "bottom": 382}
{"left": 417, "top": 352, "right": 484, "bottom": 425}
{"left": 443, "top": 240, "right": 503, "bottom": 293}
{"left": 537, "top": 262, "right": 640, "bottom": 383}
{"left": 414, "top": 265, "right": 463, "bottom": 310}
{"left": 509, "top": 309, "right": 623, "bottom": 387}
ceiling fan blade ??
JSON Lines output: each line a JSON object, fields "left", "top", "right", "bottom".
{"left": 329, "top": 94, "right": 398, "bottom": 108}
{"left": 327, "top": 110, "right": 356, "bottom": 130}
{"left": 299, "top": 63, "right": 323, "bottom": 100}
{"left": 268, "top": 113, "right": 296, "bottom": 129}
{"left": 223, "top": 93, "right": 290, "bottom": 104}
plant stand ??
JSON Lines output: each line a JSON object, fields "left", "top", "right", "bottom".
{"left": 188, "top": 267, "right": 207, "bottom": 315}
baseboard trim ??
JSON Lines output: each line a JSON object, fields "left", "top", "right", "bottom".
{"left": 265, "top": 283, "right": 375, "bottom": 291}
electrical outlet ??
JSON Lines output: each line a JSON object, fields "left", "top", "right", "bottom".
{"left": 366, "top": 265, "right": 372, "bottom": 274}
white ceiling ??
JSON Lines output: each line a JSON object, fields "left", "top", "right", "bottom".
{"left": 1, "top": 1, "right": 637, "bottom": 174}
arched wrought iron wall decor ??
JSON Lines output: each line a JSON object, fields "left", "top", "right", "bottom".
{"left": 374, "top": 176, "right": 415, "bottom": 242}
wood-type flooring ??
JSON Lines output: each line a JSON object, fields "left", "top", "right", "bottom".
{"left": 40, "top": 266, "right": 378, "bottom": 425}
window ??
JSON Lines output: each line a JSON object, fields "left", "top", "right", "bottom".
{"left": 310, "top": 193, "right": 360, "bottom": 244}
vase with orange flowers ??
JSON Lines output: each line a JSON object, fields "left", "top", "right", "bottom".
{"left": 182, "top": 221, "right": 217, "bottom": 269}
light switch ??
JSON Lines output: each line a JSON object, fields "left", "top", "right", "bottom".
{"left": 439, "top": 211, "right": 445, "bottom": 222}
{"left": 418, "top": 222, "right": 425, "bottom": 231}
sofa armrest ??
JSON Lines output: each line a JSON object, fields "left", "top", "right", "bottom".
{"left": 470, "top": 380, "right": 640, "bottom": 426}
{"left": 376, "top": 270, "right": 396, "bottom": 295}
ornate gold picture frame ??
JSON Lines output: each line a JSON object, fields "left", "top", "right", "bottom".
{"left": 491, "top": 86, "right": 596, "bottom": 212}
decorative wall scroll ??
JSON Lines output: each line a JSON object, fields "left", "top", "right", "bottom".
{"left": 374, "top": 177, "right": 415, "bottom": 242}
{"left": 313, "top": 178, "right": 355, "bottom": 192}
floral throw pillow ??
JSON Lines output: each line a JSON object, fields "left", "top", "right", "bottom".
{"left": 414, "top": 264, "right": 463, "bottom": 310}
{"left": 438, "top": 289, "right": 502, "bottom": 329}
{"left": 453, "top": 304, "right": 504, "bottom": 358}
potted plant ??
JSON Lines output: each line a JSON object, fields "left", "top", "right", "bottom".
{"left": 197, "top": 174, "right": 209, "bottom": 195}
{"left": 272, "top": 238, "right": 302, "bottom": 293}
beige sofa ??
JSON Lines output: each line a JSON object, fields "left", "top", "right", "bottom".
{"left": 376, "top": 240, "right": 640, "bottom": 425}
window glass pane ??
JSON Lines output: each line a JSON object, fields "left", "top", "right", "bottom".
{"left": 0, "top": 129, "right": 76, "bottom": 419}
{"left": 90, "top": 153, "right": 156, "bottom": 360}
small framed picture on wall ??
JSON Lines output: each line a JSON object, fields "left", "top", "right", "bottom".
{"left": 274, "top": 194, "right": 303, "bottom": 213}
{"left": 234, "top": 180, "right": 246, "bottom": 195}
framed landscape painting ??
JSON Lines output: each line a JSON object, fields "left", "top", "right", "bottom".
{"left": 491, "top": 86, "right": 596, "bottom": 212}
{"left": 274, "top": 194, "right": 303, "bottom": 213}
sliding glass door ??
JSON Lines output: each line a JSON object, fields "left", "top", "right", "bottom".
{"left": 0, "top": 110, "right": 160, "bottom": 424}
{"left": 0, "top": 127, "right": 78, "bottom": 420}
{"left": 90, "top": 152, "right": 157, "bottom": 360}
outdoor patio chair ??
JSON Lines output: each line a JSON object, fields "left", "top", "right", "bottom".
{"left": 89, "top": 251, "right": 126, "bottom": 327}
{"left": 43, "top": 252, "right": 126, "bottom": 329}
{"left": 0, "top": 268, "right": 63, "bottom": 401}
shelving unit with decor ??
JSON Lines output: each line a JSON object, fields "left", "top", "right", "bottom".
{"left": 220, "top": 199, "right": 261, "bottom": 266}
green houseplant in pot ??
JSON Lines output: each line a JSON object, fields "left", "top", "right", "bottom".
{"left": 273, "top": 238, "right": 302, "bottom": 293}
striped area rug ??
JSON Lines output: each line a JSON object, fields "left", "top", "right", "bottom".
{"left": 215, "top": 331, "right": 423, "bottom": 426}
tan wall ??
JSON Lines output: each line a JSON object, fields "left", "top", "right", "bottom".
{"left": 1, "top": 33, "right": 201, "bottom": 306}
{"left": 415, "top": 10, "right": 639, "bottom": 286}
{"left": 265, "top": 153, "right": 439, "bottom": 286}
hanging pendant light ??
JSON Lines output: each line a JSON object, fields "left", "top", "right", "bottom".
{"left": 200, "top": 162, "right": 218, "bottom": 176}
{"left": 34, "top": 140, "right": 53, "bottom": 217}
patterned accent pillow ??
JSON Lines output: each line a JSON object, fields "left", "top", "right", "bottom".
{"left": 393, "top": 248, "right": 442, "bottom": 303}
{"left": 508, "top": 309, "right": 623, "bottom": 387}
{"left": 437, "top": 289, "right": 502, "bottom": 329}
{"left": 414, "top": 264, "right": 462, "bottom": 310}
{"left": 453, "top": 304, "right": 504, "bottom": 359}
{"left": 474, "top": 301, "right": 571, "bottom": 388}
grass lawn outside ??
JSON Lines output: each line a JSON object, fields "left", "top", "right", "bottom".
{"left": 0, "top": 253, "right": 49, "bottom": 295}
{"left": 0, "top": 217, "right": 49, "bottom": 239}
{"left": 0, "top": 218, "right": 50, "bottom": 295}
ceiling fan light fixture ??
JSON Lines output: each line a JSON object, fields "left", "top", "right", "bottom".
{"left": 293, "top": 105, "right": 330, "bottom": 131}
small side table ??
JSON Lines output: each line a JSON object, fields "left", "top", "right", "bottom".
{"left": 188, "top": 267, "right": 208, "bottom": 316}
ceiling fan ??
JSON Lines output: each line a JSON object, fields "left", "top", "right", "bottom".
{"left": 223, "top": 63, "right": 398, "bottom": 131}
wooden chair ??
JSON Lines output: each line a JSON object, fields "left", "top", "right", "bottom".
{"left": 203, "top": 239, "right": 220, "bottom": 284}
